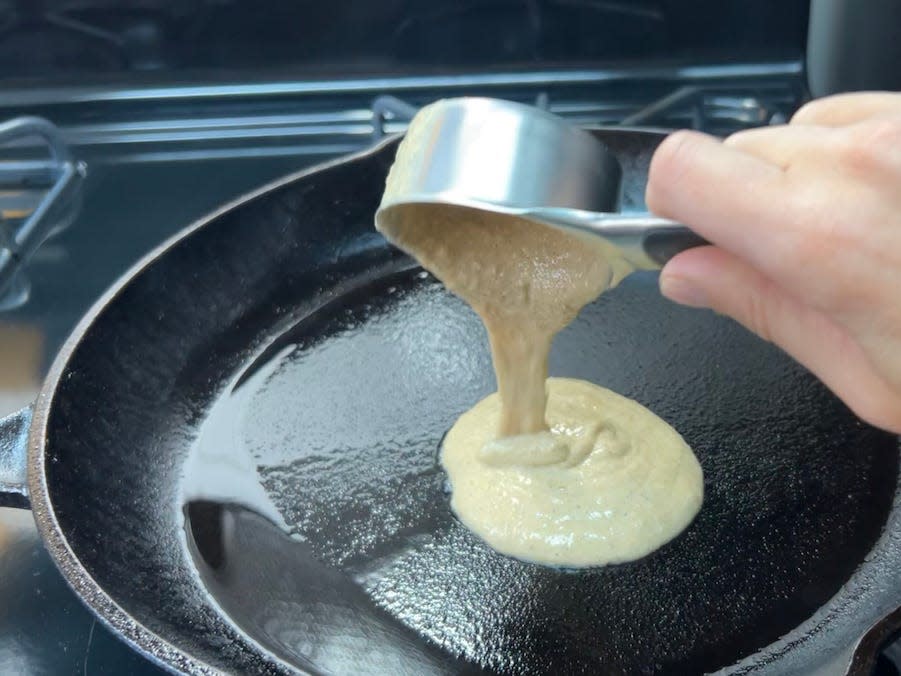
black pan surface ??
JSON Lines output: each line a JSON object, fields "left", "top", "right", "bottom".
{"left": 32, "top": 132, "right": 901, "bottom": 675}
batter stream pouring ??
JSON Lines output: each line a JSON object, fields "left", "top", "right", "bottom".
{"left": 376, "top": 98, "right": 703, "bottom": 567}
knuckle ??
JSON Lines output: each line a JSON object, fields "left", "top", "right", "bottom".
{"left": 647, "top": 130, "right": 706, "bottom": 209}
{"left": 790, "top": 99, "right": 825, "bottom": 125}
{"left": 656, "top": 129, "right": 705, "bottom": 169}
{"left": 840, "top": 118, "right": 901, "bottom": 171}
{"left": 722, "top": 128, "right": 765, "bottom": 153}
{"left": 722, "top": 129, "right": 751, "bottom": 148}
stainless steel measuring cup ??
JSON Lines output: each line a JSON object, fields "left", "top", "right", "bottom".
{"left": 376, "top": 97, "right": 706, "bottom": 270}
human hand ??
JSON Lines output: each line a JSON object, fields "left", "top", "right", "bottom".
{"left": 646, "top": 92, "right": 901, "bottom": 433}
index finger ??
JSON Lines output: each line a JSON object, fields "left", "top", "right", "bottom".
{"left": 646, "top": 130, "right": 797, "bottom": 278}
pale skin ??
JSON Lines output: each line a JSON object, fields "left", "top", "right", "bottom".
{"left": 646, "top": 92, "right": 901, "bottom": 434}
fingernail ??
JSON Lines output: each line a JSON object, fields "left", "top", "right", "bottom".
{"left": 660, "top": 275, "right": 709, "bottom": 308}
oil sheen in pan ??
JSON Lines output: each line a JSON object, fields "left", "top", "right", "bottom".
{"left": 179, "top": 266, "right": 898, "bottom": 675}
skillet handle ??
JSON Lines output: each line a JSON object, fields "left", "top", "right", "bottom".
{"left": 0, "top": 406, "right": 31, "bottom": 509}
{"left": 847, "top": 605, "right": 901, "bottom": 675}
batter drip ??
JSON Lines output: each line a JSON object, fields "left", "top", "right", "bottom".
{"left": 377, "top": 103, "right": 703, "bottom": 566}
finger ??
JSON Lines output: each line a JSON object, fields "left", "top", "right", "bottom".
{"left": 723, "top": 124, "right": 836, "bottom": 170}
{"left": 646, "top": 130, "right": 795, "bottom": 278}
{"left": 659, "top": 246, "right": 901, "bottom": 433}
{"left": 792, "top": 92, "right": 901, "bottom": 127}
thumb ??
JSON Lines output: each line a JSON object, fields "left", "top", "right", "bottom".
{"left": 660, "top": 246, "right": 901, "bottom": 432}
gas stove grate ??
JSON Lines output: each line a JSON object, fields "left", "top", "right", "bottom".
{"left": 371, "top": 82, "right": 801, "bottom": 142}
{"left": 0, "top": 63, "right": 806, "bottom": 311}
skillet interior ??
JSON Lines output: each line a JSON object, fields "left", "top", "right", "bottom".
{"left": 38, "top": 132, "right": 900, "bottom": 675}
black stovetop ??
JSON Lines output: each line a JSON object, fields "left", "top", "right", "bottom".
{"left": 0, "top": 0, "right": 808, "bottom": 80}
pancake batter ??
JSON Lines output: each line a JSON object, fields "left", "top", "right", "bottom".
{"left": 376, "top": 104, "right": 703, "bottom": 566}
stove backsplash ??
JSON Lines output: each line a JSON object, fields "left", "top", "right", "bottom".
{"left": 0, "top": 0, "right": 809, "bottom": 82}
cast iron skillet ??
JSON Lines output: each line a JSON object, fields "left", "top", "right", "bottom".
{"left": 1, "top": 128, "right": 900, "bottom": 675}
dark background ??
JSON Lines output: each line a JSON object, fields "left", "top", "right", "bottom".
{"left": 0, "top": 0, "right": 809, "bottom": 81}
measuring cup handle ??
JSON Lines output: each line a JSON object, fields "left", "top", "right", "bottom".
{"left": 643, "top": 228, "right": 709, "bottom": 266}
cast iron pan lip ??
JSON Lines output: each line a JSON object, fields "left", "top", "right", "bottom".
{"left": 16, "top": 124, "right": 901, "bottom": 675}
